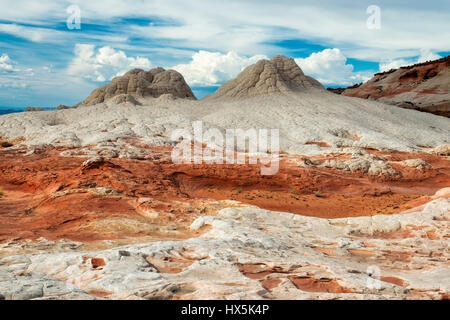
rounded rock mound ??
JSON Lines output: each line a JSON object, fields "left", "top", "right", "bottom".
{"left": 78, "top": 67, "right": 196, "bottom": 106}
{"left": 203, "top": 55, "right": 324, "bottom": 100}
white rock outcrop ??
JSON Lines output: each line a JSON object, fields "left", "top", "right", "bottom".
{"left": 1, "top": 196, "right": 448, "bottom": 300}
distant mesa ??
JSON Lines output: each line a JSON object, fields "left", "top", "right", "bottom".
{"left": 342, "top": 56, "right": 450, "bottom": 117}
{"left": 203, "top": 55, "right": 324, "bottom": 100}
{"left": 326, "top": 87, "right": 347, "bottom": 95}
{"left": 78, "top": 67, "right": 196, "bottom": 106}
{"left": 326, "top": 83, "right": 362, "bottom": 95}
{"left": 56, "top": 105, "right": 73, "bottom": 110}
{"left": 24, "top": 107, "right": 45, "bottom": 112}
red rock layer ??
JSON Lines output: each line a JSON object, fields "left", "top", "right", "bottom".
{"left": 342, "top": 56, "right": 450, "bottom": 117}
{"left": 0, "top": 146, "right": 448, "bottom": 243}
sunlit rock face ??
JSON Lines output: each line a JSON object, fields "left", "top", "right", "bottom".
{"left": 343, "top": 56, "right": 450, "bottom": 117}
{"left": 78, "top": 67, "right": 196, "bottom": 106}
{"left": 203, "top": 55, "right": 324, "bottom": 100}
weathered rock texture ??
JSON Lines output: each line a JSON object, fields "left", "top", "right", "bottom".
{"left": 343, "top": 56, "right": 450, "bottom": 117}
{"left": 1, "top": 145, "right": 448, "bottom": 243}
{"left": 0, "top": 194, "right": 449, "bottom": 300}
{"left": 0, "top": 54, "right": 449, "bottom": 300}
{"left": 1, "top": 91, "right": 449, "bottom": 154}
{"left": 204, "top": 55, "right": 324, "bottom": 100}
{"left": 79, "top": 68, "right": 196, "bottom": 106}
{"left": 431, "top": 144, "right": 450, "bottom": 156}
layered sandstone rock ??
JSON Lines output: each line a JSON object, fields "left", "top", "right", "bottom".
{"left": 203, "top": 55, "right": 324, "bottom": 100}
{"left": 431, "top": 144, "right": 450, "bottom": 156}
{"left": 342, "top": 56, "right": 450, "bottom": 117}
{"left": 78, "top": 68, "right": 196, "bottom": 106}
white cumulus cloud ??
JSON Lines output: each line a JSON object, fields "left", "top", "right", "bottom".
{"left": 379, "top": 59, "right": 411, "bottom": 72}
{"left": 295, "top": 48, "right": 372, "bottom": 86}
{"left": 379, "top": 49, "right": 442, "bottom": 72}
{"left": 0, "top": 53, "right": 32, "bottom": 88}
{"left": 0, "top": 53, "right": 17, "bottom": 72}
{"left": 68, "top": 44, "right": 152, "bottom": 82}
{"left": 417, "top": 49, "right": 442, "bottom": 63}
{"left": 172, "top": 50, "right": 267, "bottom": 86}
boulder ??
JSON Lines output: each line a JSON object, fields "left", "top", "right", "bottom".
{"left": 431, "top": 144, "right": 450, "bottom": 156}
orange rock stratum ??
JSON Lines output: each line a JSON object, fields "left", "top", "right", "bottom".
{"left": 0, "top": 146, "right": 448, "bottom": 243}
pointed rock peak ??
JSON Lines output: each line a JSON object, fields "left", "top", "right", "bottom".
{"left": 203, "top": 55, "right": 324, "bottom": 100}
{"left": 79, "top": 67, "right": 196, "bottom": 106}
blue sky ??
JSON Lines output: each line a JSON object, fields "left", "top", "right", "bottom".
{"left": 0, "top": 0, "right": 449, "bottom": 108}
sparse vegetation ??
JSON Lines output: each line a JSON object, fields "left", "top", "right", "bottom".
{"left": 315, "top": 190, "right": 325, "bottom": 198}
{"left": 237, "top": 188, "right": 242, "bottom": 194}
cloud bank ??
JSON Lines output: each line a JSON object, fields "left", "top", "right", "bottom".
{"left": 172, "top": 51, "right": 266, "bottom": 86}
{"left": 295, "top": 49, "right": 372, "bottom": 86}
{"left": 68, "top": 44, "right": 152, "bottom": 82}
{"left": 379, "top": 49, "right": 442, "bottom": 72}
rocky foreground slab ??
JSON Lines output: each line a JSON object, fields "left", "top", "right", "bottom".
{"left": 0, "top": 192, "right": 448, "bottom": 300}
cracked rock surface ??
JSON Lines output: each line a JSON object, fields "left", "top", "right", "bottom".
{"left": 204, "top": 55, "right": 324, "bottom": 100}
{"left": 78, "top": 67, "right": 196, "bottom": 106}
{"left": 0, "top": 196, "right": 448, "bottom": 300}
